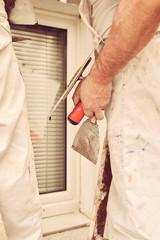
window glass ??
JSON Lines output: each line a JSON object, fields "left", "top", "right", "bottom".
{"left": 11, "top": 24, "right": 67, "bottom": 194}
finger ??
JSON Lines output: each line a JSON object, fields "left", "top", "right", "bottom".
{"left": 94, "top": 109, "right": 104, "bottom": 120}
{"left": 84, "top": 109, "right": 94, "bottom": 119}
{"left": 72, "top": 89, "right": 80, "bottom": 106}
{"left": 72, "top": 94, "right": 80, "bottom": 106}
{"left": 72, "top": 83, "right": 81, "bottom": 106}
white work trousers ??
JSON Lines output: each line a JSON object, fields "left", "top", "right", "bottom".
{"left": 79, "top": 0, "right": 160, "bottom": 239}
{"left": 104, "top": 32, "right": 160, "bottom": 240}
{"left": 0, "top": 1, "right": 42, "bottom": 239}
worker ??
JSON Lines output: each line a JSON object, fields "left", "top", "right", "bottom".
{"left": 73, "top": 0, "right": 160, "bottom": 239}
{"left": 0, "top": 0, "right": 42, "bottom": 239}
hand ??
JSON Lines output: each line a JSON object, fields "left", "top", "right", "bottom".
{"left": 72, "top": 73, "right": 112, "bottom": 120}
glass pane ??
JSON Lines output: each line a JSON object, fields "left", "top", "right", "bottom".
{"left": 11, "top": 24, "right": 67, "bottom": 194}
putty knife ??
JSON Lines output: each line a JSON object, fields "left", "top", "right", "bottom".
{"left": 72, "top": 118, "right": 100, "bottom": 164}
{"left": 69, "top": 102, "right": 100, "bottom": 164}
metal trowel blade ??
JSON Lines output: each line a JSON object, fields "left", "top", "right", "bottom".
{"left": 72, "top": 119, "right": 100, "bottom": 164}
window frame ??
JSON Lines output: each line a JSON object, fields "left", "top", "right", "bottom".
{"left": 33, "top": 8, "right": 81, "bottom": 219}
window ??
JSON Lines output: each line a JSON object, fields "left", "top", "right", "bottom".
{"left": 11, "top": 24, "right": 67, "bottom": 194}
{"left": 11, "top": 4, "right": 91, "bottom": 235}
{"left": 10, "top": 6, "right": 81, "bottom": 220}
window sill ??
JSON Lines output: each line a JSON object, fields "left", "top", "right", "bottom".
{"left": 42, "top": 212, "right": 90, "bottom": 237}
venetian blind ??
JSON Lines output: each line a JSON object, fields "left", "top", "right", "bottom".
{"left": 11, "top": 24, "right": 67, "bottom": 194}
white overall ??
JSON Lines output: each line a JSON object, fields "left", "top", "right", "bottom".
{"left": 80, "top": 0, "right": 160, "bottom": 239}
{"left": 0, "top": 1, "right": 42, "bottom": 239}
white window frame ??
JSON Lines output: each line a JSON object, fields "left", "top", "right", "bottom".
{"left": 33, "top": 8, "right": 81, "bottom": 219}
{"left": 28, "top": 4, "right": 90, "bottom": 236}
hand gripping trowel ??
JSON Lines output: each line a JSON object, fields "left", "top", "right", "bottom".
{"left": 49, "top": 44, "right": 101, "bottom": 165}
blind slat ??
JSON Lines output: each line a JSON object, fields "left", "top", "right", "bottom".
{"left": 11, "top": 24, "right": 67, "bottom": 194}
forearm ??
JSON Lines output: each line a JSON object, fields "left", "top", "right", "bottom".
{"left": 90, "top": 0, "right": 160, "bottom": 83}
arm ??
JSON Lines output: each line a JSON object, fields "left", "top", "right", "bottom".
{"left": 73, "top": 0, "right": 160, "bottom": 120}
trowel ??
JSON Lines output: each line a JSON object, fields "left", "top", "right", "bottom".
{"left": 68, "top": 101, "right": 100, "bottom": 165}
{"left": 71, "top": 115, "right": 100, "bottom": 165}
{"left": 49, "top": 43, "right": 101, "bottom": 165}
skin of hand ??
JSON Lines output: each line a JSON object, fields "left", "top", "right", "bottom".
{"left": 73, "top": 73, "right": 112, "bottom": 120}
{"left": 72, "top": 0, "right": 160, "bottom": 120}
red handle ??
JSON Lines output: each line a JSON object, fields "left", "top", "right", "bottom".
{"left": 68, "top": 101, "right": 84, "bottom": 125}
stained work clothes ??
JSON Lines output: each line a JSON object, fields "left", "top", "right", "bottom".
{"left": 0, "top": 1, "right": 42, "bottom": 239}
{"left": 79, "top": 0, "right": 119, "bottom": 43}
{"left": 0, "top": 212, "right": 7, "bottom": 240}
{"left": 80, "top": 0, "right": 160, "bottom": 239}
{"left": 7, "top": 0, "right": 37, "bottom": 25}
{"left": 105, "top": 32, "right": 160, "bottom": 240}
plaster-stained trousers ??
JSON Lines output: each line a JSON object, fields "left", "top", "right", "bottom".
{"left": 80, "top": 0, "right": 160, "bottom": 239}
{"left": 0, "top": 1, "right": 42, "bottom": 239}
{"left": 103, "top": 33, "right": 160, "bottom": 240}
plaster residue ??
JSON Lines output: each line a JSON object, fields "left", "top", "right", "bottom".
{"left": 91, "top": 142, "right": 112, "bottom": 239}
{"left": 126, "top": 135, "right": 149, "bottom": 154}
